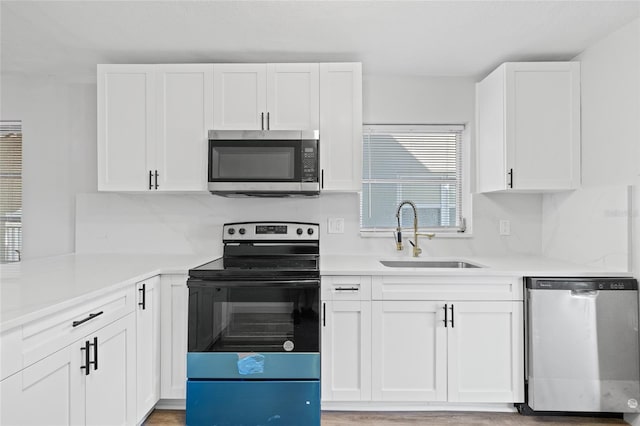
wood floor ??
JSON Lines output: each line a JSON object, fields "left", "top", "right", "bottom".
{"left": 144, "top": 409, "right": 627, "bottom": 425}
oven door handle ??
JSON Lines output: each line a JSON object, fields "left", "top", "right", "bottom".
{"left": 187, "top": 279, "right": 320, "bottom": 288}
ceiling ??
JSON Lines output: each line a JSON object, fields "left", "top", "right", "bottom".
{"left": 1, "top": 0, "right": 639, "bottom": 81}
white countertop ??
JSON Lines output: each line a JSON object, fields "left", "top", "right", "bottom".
{"left": 1, "top": 252, "right": 631, "bottom": 331}
{"left": 320, "top": 254, "right": 632, "bottom": 277}
{"left": 0, "top": 253, "right": 214, "bottom": 331}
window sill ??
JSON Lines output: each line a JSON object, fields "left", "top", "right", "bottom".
{"left": 359, "top": 230, "right": 473, "bottom": 239}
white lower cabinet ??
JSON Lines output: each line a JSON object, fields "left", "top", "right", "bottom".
{"left": 160, "top": 274, "right": 189, "bottom": 399}
{"left": 136, "top": 276, "right": 161, "bottom": 419}
{"left": 371, "top": 300, "right": 523, "bottom": 403}
{"left": 321, "top": 300, "right": 371, "bottom": 402}
{"left": 0, "top": 313, "right": 136, "bottom": 426}
{"left": 371, "top": 301, "right": 447, "bottom": 402}
{"left": 322, "top": 275, "right": 524, "bottom": 407}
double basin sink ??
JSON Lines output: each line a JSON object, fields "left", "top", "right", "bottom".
{"left": 380, "top": 260, "right": 482, "bottom": 268}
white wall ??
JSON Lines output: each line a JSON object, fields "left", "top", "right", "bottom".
{"left": 541, "top": 18, "right": 639, "bottom": 272}
{"left": 0, "top": 74, "right": 96, "bottom": 260}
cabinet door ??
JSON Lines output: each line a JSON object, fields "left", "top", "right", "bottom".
{"left": 160, "top": 274, "right": 189, "bottom": 399}
{"left": 155, "top": 65, "right": 213, "bottom": 191}
{"left": 319, "top": 63, "right": 363, "bottom": 192}
{"left": 213, "top": 64, "right": 267, "bottom": 130}
{"left": 98, "top": 65, "right": 155, "bottom": 191}
{"left": 266, "top": 63, "right": 319, "bottom": 130}
{"left": 85, "top": 314, "right": 136, "bottom": 426}
{"left": 371, "top": 301, "right": 446, "bottom": 401}
{"left": 506, "top": 62, "right": 580, "bottom": 191}
{"left": 136, "top": 276, "right": 161, "bottom": 420}
{"left": 321, "top": 300, "right": 371, "bottom": 402}
{"left": 446, "top": 301, "right": 524, "bottom": 403}
{"left": 0, "top": 345, "right": 83, "bottom": 426}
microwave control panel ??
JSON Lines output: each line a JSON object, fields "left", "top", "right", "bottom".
{"left": 301, "top": 140, "right": 318, "bottom": 182}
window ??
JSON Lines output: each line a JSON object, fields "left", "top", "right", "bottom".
{"left": 0, "top": 121, "right": 22, "bottom": 263}
{"left": 360, "top": 124, "right": 467, "bottom": 233}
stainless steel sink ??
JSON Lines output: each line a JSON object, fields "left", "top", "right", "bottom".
{"left": 380, "top": 260, "right": 483, "bottom": 268}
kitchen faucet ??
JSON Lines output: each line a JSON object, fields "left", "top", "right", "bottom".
{"left": 395, "top": 200, "right": 434, "bottom": 257}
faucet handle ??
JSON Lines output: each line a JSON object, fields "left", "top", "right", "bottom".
{"left": 418, "top": 232, "right": 436, "bottom": 240}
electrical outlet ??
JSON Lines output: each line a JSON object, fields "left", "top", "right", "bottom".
{"left": 327, "top": 217, "right": 345, "bottom": 234}
{"left": 499, "top": 219, "right": 511, "bottom": 236}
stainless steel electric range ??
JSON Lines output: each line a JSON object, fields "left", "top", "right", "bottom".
{"left": 186, "top": 221, "right": 321, "bottom": 426}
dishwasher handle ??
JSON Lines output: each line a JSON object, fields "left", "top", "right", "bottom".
{"left": 570, "top": 289, "right": 599, "bottom": 297}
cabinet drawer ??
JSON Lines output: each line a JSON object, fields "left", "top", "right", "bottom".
{"left": 321, "top": 276, "right": 371, "bottom": 301}
{"left": 21, "top": 286, "right": 136, "bottom": 368}
{"left": 371, "top": 276, "right": 522, "bottom": 301}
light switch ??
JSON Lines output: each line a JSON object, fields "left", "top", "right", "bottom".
{"left": 328, "top": 217, "right": 345, "bottom": 234}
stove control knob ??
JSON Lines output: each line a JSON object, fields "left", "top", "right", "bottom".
{"left": 228, "top": 228, "right": 235, "bottom": 235}
{"left": 239, "top": 228, "right": 246, "bottom": 235}
{"left": 296, "top": 228, "right": 303, "bottom": 235}
{"left": 307, "top": 228, "right": 314, "bottom": 235}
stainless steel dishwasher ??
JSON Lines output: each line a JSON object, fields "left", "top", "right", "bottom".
{"left": 524, "top": 277, "right": 640, "bottom": 413}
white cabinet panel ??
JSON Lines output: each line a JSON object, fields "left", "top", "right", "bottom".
{"left": 371, "top": 301, "right": 447, "bottom": 402}
{"left": 267, "top": 63, "right": 319, "bottom": 130}
{"left": 155, "top": 65, "right": 213, "bottom": 191}
{"left": 160, "top": 274, "right": 189, "bottom": 399}
{"left": 84, "top": 314, "right": 136, "bottom": 426}
{"left": 213, "top": 63, "right": 319, "bottom": 131}
{"left": 136, "top": 276, "right": 161, "bottom": 419}
{"left": 98, "top": 65, "right": 154, "bottom": 191}
{"left": 213, "top": 64, "right": 266, "bottom": 130}
{"left": 319, "top": 63, "right": 363, "bottom": 192}
{"left": 321, "top": 300, "right": 371, "bottom": 402}
{"left": 1, "top": 346, "right": 82, "bottom": 426}
{"left": 447, "top": 301, "right": 524, "bottom": 403}
{"left": 476, "top": 62, "right": 580, "bottom": 192}
{"left": 98, "top": 64, "right": 212, "bottom": 191}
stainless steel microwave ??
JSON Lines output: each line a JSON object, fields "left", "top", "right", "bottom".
{"left": 208, "top": 130, "right": 320, "bottom": 197}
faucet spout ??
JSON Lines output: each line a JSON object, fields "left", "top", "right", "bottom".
{"left": 395, "top": 200, "right": 422, "bottom": 257}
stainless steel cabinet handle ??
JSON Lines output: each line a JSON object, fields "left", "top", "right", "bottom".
{"left": 443, "top": 304, "right": 448, "bottom": 327}
{"left": 334, "top": 287, "right": 359, "bottom": 291}
{"left": 261, "top": 112, "right": 264, "bottom": 130}
{"left": 267, "top": 112, "right": 270, "bottom": 130}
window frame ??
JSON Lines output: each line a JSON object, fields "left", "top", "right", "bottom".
{"left": 359, "top": 124, "right": 472, "bottom": 238}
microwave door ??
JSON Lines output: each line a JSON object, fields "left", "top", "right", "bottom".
{"left": 209, "top": 142, "right": 300, "bottom": 182}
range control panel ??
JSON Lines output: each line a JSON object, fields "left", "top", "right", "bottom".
{"left": 223, "top": 222, "right": 319, "bottom": 241}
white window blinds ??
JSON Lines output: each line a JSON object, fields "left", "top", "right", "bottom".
{"left": 361, "top": 124, "right": 465, "bottom": 232}
{"left": 0, "top": 121, "right": 22, "bottom": 263}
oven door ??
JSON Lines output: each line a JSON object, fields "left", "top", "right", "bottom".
{"left": 187, "top": 279, "right": 320, "bottom": 353}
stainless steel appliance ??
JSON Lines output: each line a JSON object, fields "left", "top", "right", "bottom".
{"left": 208, "top": 130, "right": 320, "bottom": 197}
{"left": 523, "top": 277, "right": 640, "bottom": 414}
{"left": 186, "top": 221, "right": 321, "bottom": 426}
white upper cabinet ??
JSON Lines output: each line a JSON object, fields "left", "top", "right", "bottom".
{"left": 155, "top": 65, "right": 213, "bottom": 191}
{"left": 213, "top": 63, "right": 319, "bottom": 131}
{"left": 319, "top": 63, "right": 363, "bottom": 192}
{"left": 98, "top": 65, "right": 154, "bottom": 191}
{"left": 213, "top": 64, "right": 267, "bottom": 130}
{"left": 98, "top": 64, "right": 213, "bottom": 192}
{"left": 476, "top": 62, "right": 581, "bottom": 193}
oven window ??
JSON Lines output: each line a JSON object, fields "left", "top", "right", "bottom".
{"left": 211, "top": 145, "right": 296, "bottom": 180}
{"left": 188, "top": 284, "right": 319, "bottom": 353}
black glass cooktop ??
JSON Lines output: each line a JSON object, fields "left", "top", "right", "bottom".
{"left": 188, "top": 255, "right": 319, "bottom": 280}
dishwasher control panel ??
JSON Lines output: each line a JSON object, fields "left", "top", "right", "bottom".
{"left": 526, "top": 277, "right": 638, "bottom": 291}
